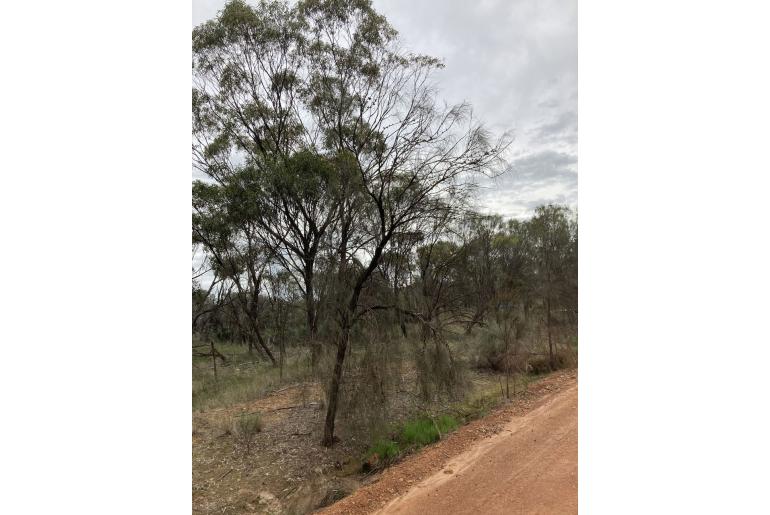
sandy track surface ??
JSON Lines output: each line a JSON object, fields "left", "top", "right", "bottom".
{"left": 381, "top": 382, "right": 577, "bottom": 514}
{"left": 320, "top": 371, "right": 577, "bottom": 515}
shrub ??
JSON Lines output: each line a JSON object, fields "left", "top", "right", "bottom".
{"left": 528, "top": 347, "right": 577, "bottom": 374}
{"left": 233, "top": 412, "right": 263, "bottom": 454}
{"left": 474, "top": 336, "right": 529, "bottom": 374}
{"left": 528, "top": 355, "right": 554, "bottom": 375}
{"left": 453, "top": 390, "right": 500, "bottom": 423}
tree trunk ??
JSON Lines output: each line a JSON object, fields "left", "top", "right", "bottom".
{"left": 322, "top": 235, "right": 390, "bottom": 447}
{"left": 547, "top": 296, "right": 554, "bottom": 370}
{"left": 504, "top": 324, "right": 511, "bottom": 399}
{"left": 253, "top": 323, "right": 277, "bottom": 365}
{"left": 305, "top": 263, "right": 321, "bottom": 367}
{"left": 322, "top": 326, "right": 349, "bottom": 447}
{"left": 396, "top": 299, "right": 407, "bottom": 338}
{"left": 211, "top": 341, "right": 218, "bottom": 382}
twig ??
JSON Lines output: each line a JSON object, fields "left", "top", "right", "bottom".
{"left": 217, "top": 468, "right": 233, "bottom": 481}
{"left": 271, "top": 384, "right": 300, "bottom": 395}
{"left": 266, "top": 402, "right": 318, "bottom": 412}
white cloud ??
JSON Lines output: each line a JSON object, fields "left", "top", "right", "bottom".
{"left": 192, "top": 0, "right": 577, "bottom": 219}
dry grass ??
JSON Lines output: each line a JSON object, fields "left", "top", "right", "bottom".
{"left": 192, "top": 342, "right": 313, "bottom": 412}
{"left": 191, "top": 335, "right": 577, "bottom": 514}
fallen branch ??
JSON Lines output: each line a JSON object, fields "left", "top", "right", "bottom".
{"left": 266, "top": 402, "right": 319, "bottom": 412}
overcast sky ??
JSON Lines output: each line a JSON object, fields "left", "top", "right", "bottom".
{"left": 193, "top": 0, "right": 577, "bottom": 219}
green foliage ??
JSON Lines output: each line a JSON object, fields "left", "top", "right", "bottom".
{"left": 368, "top": 439, "right": 400, "bottom": 461}
{"left": 400, "top": 415, "right": 458, "bottom": 447}
{"left": 363, "top": 414, "right": 459, "bottom": 470}
{"left": 191, "top": 0, "right": 571, "bottom": 448}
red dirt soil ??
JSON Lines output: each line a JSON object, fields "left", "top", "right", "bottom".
{"left": 319, "top": 370, "right": 577, "bottom": 515}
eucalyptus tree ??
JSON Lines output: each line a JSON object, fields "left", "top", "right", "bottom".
{"left": 297, "top": 0, "right": 510, "bottom": 445}
{"left": 408, "top": 214, "right": 471, "bottom": 399}
{"left": 236, "top": 152, "right": 347, "bottom": 364}
{"left": 456, "top": 213, "right": 505, "bottom": 333}
{"left": 193, "top": 0, "right": 510, "bottom": 445}
{"left": 526, "top": 204, "right": 577, "bottom": 370}
{"left": 488, "top": 221, "right": 531, "bottom": 395}
{"left": 192, "top": 180, "right": 277, "bottom": 363}
{"left": 192, "top": 1, "right": 343, "bottom": 361}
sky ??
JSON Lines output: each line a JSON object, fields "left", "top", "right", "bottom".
{"left": 192, "top": 0, "right": 577, "bottom": 219}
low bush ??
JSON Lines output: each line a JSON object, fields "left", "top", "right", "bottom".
{"left": 528, "top": 347, "right": 577, "bottom": 374}
{"left": 473, "top": 336, "right": 530, "bottom": 374}
{"left": 453, "top": 387, "right": 502, "bottom": 423}
{"left": 527, "top": 355, "right": 554, "bottom": 375}
{"left": 233, "top": 412, "right": 263, "bottom": 454}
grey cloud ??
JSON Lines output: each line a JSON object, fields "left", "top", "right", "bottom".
{"left": 193, "top": 0, "right": 577, "bottom": 219}
{"left": 530, "top": 110, "right": 577, "bottom": 145}
{"left": 505, "top": 150, "right": 577, "bottom": 187}
{"left": 475, "top": 150, "right": 577, "bottom": 218}
{"left": 372, "top": 0, "right": 577, "bottom": 217}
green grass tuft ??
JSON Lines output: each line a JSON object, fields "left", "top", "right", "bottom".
{"left": 363, "top": 414, "right": 459, "bottom": 470}
{"left": 369, "top": 439, "right": 400, "bottom": 460}
{"left": 400, "top": 415, "right": 458, "bottom": 447}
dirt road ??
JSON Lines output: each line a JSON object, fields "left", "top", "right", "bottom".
{"left": 379, "top": 383, "right": 577, "bottom": 514}
{"left": 321, "top": 371, "right": 577, "bottom": 515}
